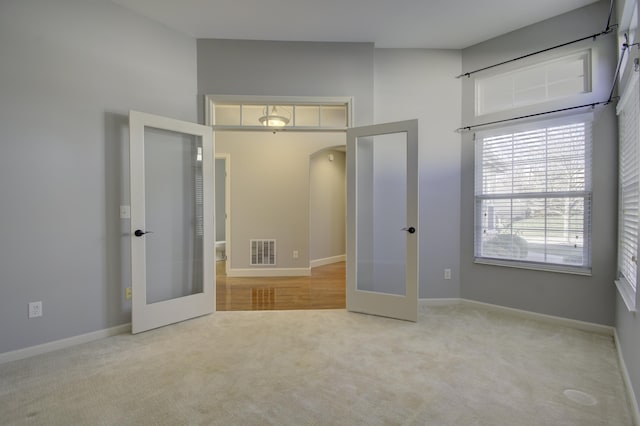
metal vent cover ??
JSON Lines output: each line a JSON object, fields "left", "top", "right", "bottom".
{"left": 250, "top": 239, "right": 276, "bottom": 265}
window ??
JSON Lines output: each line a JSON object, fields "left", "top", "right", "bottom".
{"left": 208, "top": 98, "right": 350, "bottom": 130}
{"left": 475, "top": 115, "right": 592, "bottom": 273}
{"left": 475, "top": 50, "right": 591, "bottom": 116}
{"left": 616, "top": 73, "right": 639, "bottom": 311}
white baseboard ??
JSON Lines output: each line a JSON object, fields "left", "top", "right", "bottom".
{"left": 615, "top": 330, "right": 640, "bottom": 426}
{"left": 226, "top": 267, "right": 311, "bottom": 277}
{"left": 0, "top": 323, "right": 131, "bottom": 365}
{"left": 310, "top": 254, "right": 346, "bottom": 268}
{"left": 419, "top": 297, "right": 614, "bottom": 335}
{"left": 459, "top": 299, "right": 614, "bottom": 335}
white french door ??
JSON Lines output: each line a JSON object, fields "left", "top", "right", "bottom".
{"left": 129, "top": 111, "right": 215, "bottom": 334}
{"left": 346, "top": 120, "right": 419, "bottom": 322}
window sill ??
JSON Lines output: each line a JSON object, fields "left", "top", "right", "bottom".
{"left": 474, "top": 257, "right": 592, "bottom": 276}
{"left": 615, "top": 279, "right": 637, "bottom": 313}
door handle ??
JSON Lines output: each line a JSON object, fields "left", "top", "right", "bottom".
{"left": 134, "top": 229, "right": 153, "bottom": 237}
{"left": 401, "top": 226, "right": 416, "bottom": 234}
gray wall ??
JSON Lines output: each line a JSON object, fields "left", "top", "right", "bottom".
{"left": 0, "top": 0, "right": 197, "bottom": 354}
{"left": 614, "top": 0, "right": 640, "bottom": 413}
{"left": 197, "top": 39, "right": 374, "bottom": 127}
{"left": 374, "top": 49, "right": 462, "bottom": 298}
{"left": 309, "top": 149, "right": 346, "bottom": 263}
{"left": 460, "top": 0, "right": 618, "bottom": 325}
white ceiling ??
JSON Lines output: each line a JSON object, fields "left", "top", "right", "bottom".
{"left": 111, "top": 0, "right": 601, "bottom": 49}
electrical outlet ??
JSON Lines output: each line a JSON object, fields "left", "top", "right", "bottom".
{"left": 28, "top": 301, "right": 42, "bottom": 318}
{"left": 293, "top": 250, "right": 299, "bottom": 259}
{"left": 444, "top": 269, "right": 452, "bottom": 280}
{"left": 125, "top": 287, "right": 132, "bottom": 300}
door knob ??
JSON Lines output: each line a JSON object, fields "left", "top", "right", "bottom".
{"left": 401, "top": 226, "right": 416, "bottom": 234}
{"left": 134, "top": 229, "right": 153, "bottom": 237}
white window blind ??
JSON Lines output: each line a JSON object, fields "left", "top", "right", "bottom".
{"left": 616, "top": 72, "right": 639, "bottom": 305}
{"left": 475, "top": 115, "right": 592, "bottom": 273}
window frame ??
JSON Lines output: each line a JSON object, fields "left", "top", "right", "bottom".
{"left": 474, "top": 113, "right": 593, "bottom": 275}
{"left": 475, "top": 49, "right": 592, "bottom": 117}
{"left": 616, "top": 71, "right": 639, "bottom": 312}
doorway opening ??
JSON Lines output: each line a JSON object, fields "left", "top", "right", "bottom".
{"left": 206, "top": 96, "right": 351, "bottom": 311}
{"left": 213, "top": 130, "right": 347, "bottom": 311}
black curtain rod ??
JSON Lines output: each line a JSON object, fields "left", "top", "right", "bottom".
{"left": 455, "top": 101, "right": 612, "bottom": 133}
{"left": 608, "top": 35, "right": 636, "bottom": 103}
{"left": 456, "top": 0, "right": 617, "bottom": 80}
{"left": 605, "top": 0, "right": 615, "bottom": 33}
{"left": 455, "top": 27, "right": 616, "bottom": 79}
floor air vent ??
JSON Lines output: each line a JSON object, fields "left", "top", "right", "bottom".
{"left": 251, "top": 239, "right": 276, "bottom": 265}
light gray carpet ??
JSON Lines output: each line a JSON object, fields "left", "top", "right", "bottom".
{"left": 0, "top": 303, "right": 633, "bottom": 425}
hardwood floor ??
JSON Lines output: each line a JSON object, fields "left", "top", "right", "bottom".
{"left": 216, "top": 261, "right": 346, "bottom": 311}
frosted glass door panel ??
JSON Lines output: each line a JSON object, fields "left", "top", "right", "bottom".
{"left": 356, "top": 133, "right": 407, "bottom": 295}
{"left": 346, "top": 120, "right": 418, "bottom": 322}
{"left": 144, "top": 127, "right": 204, "bottom": 304}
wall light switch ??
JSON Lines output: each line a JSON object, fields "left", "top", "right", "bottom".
{"left": 444, "top": 269, "right": 452, "bottom": 280}
{"left": 120, "top": 205, "right": 131, "bottom": 219}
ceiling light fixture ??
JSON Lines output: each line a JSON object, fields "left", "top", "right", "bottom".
{"left": 259, "top": 105, "right": 290, "bottom": 127}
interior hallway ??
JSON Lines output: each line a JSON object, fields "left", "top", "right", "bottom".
{"left": 216, "top": 261, "right": 346, "bottom": 311}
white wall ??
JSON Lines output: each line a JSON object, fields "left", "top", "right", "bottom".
{"left": 309, "top": 149, "right": 346, "bottom": 263}
{"left": 373, "top": 49, "right": 462, "bottom": 298}
{"left": 0, "top": 0, "right": 197, "bottom": 354}
{"left": 216, "top": 131, "right": 345, "bottom": 272}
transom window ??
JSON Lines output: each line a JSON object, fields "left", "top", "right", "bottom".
{"left": 475, "top": 50, "right": 592, "bottom": 116}
{"left": 474, "top": 115, "right": 592, "bottom": 274}
{"left": 206, "top": 96, "right": 351, "bottom": 130}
